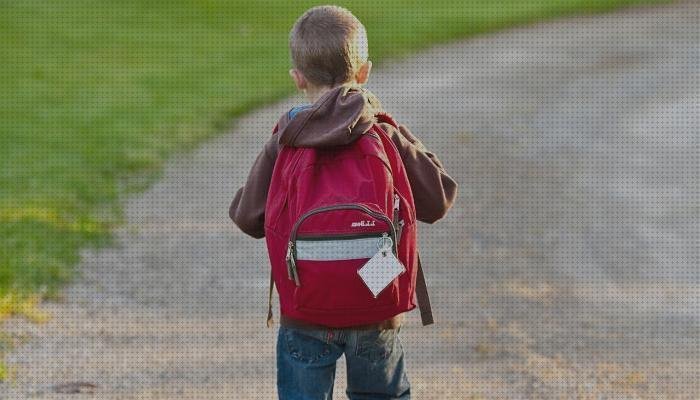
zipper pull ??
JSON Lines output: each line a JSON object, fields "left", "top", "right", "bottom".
{"left": 379, "top": 232, "right": 393, "bottom": 257}
{"left": 397, "top": 220, "right": 405, "bottom": 244}
{"left": 392, "top": 193, "right": 402, "bottom": 249}
{"left": 285, "top": 241, "right": 301, "bottom": 287}
{"left": 290, "top": 258, "right": 300, "bottom": 286}
{"left": 285, "top": 241, "right": 295, "bottom": 280}
{"left": 393, "top": 193, "right": 401, "bottom": 228}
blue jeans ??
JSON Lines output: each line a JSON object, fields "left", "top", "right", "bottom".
{"left": 277, "top": 324, "right": 411, "bottom": 400}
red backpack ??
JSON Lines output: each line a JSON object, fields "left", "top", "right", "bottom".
{"left": 264, "top": 113, "right": 433, "bottom": 328}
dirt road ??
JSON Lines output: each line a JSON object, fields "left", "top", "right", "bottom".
{"left": 2, "top": 1, "right": 698, "bottom": 398}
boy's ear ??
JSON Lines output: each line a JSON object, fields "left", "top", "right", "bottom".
{"left": 355, "top": 60, "right": 372, "bottom": 85}
{"left": 289, "top": 68, "right": 307, "bottom": 90}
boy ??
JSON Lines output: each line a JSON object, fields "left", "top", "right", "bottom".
{"left": 230, "top": 5, "right": 457, "bottom": 399}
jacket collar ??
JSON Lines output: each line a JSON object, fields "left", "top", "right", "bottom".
{"left": 276, "top": 85, "right": 383, "bottom": 148}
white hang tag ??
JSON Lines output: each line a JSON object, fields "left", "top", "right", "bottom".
{"left": 357, "top": 237, "right": 405, "bottom": 298}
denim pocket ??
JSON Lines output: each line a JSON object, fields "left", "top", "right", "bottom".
{"left": 282, "top": 327, "right": 332, "bottom": 364}
{"left": 355, "top": 328, "right": 397, "bottom": 363}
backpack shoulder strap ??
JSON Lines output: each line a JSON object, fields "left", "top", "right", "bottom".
{"left": 267, "top": 271, "right": 275, "bottom": 327}
{"left": 372, "top": 115, "right": 435, "bottom": 326}
{"left": 374, "top": 112, "right": 399, "bottom": 129}
{"left": 415, "top": 254, "right": 434, "bottom": 325}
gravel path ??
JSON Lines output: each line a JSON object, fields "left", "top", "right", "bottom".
{"left": 2, "top": 1, "right": 698, "bottom": 398}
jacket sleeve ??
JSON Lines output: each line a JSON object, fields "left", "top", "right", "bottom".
{"left": 229, "top": 133, "right": 280, "bottom": 238}
{"left": 379, "top": 122, "right": 458, "bottom": 224}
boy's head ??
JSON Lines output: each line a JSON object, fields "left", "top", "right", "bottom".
{"left": 289, "top": 5, "right": 371, "bottom": 96}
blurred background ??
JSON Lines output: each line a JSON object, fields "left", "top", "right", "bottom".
{"left": 1, "top": 0, "right": 697, "bottom": 398}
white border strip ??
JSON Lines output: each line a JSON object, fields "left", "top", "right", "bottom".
{"left": 295, "top": 236, "right": 383, "bottom": 261}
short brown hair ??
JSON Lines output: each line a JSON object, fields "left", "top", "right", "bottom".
{"left": 290, "top": 5, "right": 368, "bottom": 87}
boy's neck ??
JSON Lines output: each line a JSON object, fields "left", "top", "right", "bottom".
{"left": 305, "top": 85, "right": 335, "bottom": 103}
{"left": 305, "top": 82, "right": 360, "bottom": 103}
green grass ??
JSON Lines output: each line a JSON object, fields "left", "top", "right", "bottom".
{"left": 0, "top": 1, "right": 667, "bottom": 312}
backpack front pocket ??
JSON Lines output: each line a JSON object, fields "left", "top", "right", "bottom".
{"left": 287, "top": 204, "right": 401, "bottom": 313}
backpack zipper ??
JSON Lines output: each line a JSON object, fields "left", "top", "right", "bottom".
{"left": 296, "top": 232, "right": 388, "bottom": 241}
{"left": 286, "top": 203, "right": 397, "bottom": 286}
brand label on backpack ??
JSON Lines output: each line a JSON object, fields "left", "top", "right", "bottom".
{"left": 351, "top": 220, "right": 376, "bottom": 227}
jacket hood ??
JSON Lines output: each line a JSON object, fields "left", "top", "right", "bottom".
{"left": 276, "top": 85, "right": 384, "bottom": 148}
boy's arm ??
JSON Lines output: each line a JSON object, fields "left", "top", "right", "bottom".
{"left": 378, "top": 122, "right": 458, "bottom": 223}
{"left": 229, "top": 133, "right": 280, "bottom": 239}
